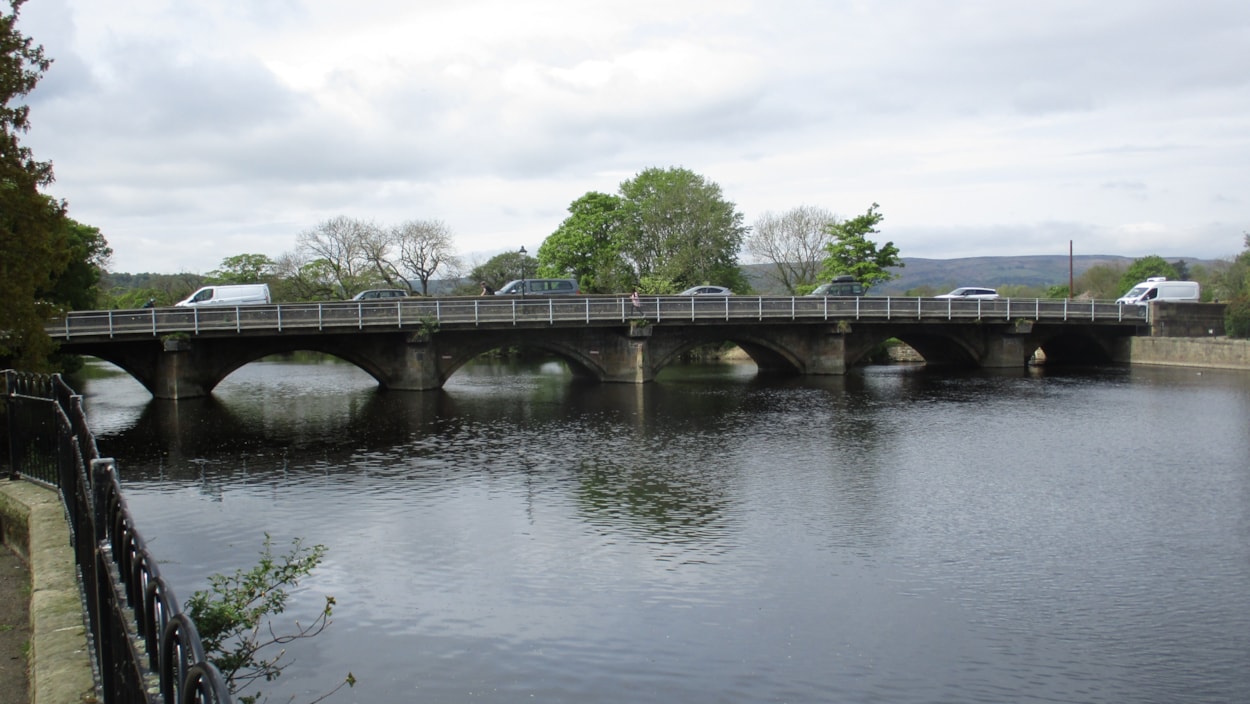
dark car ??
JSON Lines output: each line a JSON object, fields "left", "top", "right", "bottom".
{"left": 807, "top": 276, "right": 864, "bottom": 297}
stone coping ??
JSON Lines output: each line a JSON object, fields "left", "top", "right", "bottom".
{"left": 0, "top": 479, "right": 98, "bottom": 704}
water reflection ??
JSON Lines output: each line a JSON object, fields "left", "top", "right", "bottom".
{"left": 72, "top": 356, "right": 1250, "bottom": 704}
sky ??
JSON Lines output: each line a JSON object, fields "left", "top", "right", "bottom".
{"left": 16, "top": 0, "right": 1250, "bottom": 275}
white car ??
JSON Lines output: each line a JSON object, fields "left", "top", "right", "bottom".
{"left": 935, "top": 287, "right": 999, "bottom": 300}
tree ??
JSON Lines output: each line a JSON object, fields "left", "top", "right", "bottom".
{"left": 295, "top": 216, "right": 384, "bottom": 298}
{"left": 468, "top": 250, "right": 534, "bottom": 292}
{"left": 1117, "top": 255, "right": 1177, "bottom": 296}
{"left": 1, "top": 0, "right": 71, "bottom": 369}
{"left": 818, "top": 203, "right": 901, "bottom": 290}
{"left": 746, "top": 206, "right": 835, "bottom": 295}
{"left": 536, "top": 192, "right": 627, "bottom": 293}
{"left": 615, "top": 167, "right": 749, "bottom": 293}
{"left": 1221, "top": 234, "right": 1250, "bottom": 338}
{"left": 1209, "top": 234, "right": 1250, "bottom": 303}
{"left": 271, "top": 251, "right": 338, "bottom": 302}
{"left": 1073, "top": 263, "right": 1126, "bottom": 300}
{"left": 392, "top": 219, "right": 460, "bottom": 295}
{"left": 43, "top": 216, "right": 111, "bottom": 310}
{"left": 538, "top": 168, "right": 748, "bottom": 294}
{"left": 206, "top": 254, "right": 276, "bottom": 284}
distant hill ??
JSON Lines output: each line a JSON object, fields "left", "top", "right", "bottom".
{"left": 744, "top": 254, "right": 1216, "bottom": 295}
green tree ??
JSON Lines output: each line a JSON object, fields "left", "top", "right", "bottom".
{"left": 1073, "top": 263, "right": 1126, "bottom": 300}
{"left": 817, "top": 203, "right": 901, "bottom": 290}
{"left": 1209, "top": 234, "right": 1250, "bottom": 302}
{"left": 37, "top": 216, "right": 111, "bottom": 311}
{"left": 207, "top": 254, "right": 276, "bottom": 284}
{"left": 186, "top": 535, "right": 354, "bottom": 704}
{"left": 468, "top": 250, "right": 534, "bottom": 292}
{"left": 1221, "top": 234, "right": 1250, "bottom": 337}
{"left": 1, "top": 0, "right": 70, "bottom": 369}
{"left": 615, "top": 167, "right": 749, "bottom": 293}
{"left": 1117, "top": 255, "right": 1178, "bottom": 295}
{"left": 537, "top": 192, "right": 628, "bottom": 293}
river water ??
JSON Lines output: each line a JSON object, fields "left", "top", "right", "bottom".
{"left": 77, "top": 357, "right": 1250, "bottom": 704}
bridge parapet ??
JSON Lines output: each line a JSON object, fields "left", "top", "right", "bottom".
{"left": 47, "top": 295, "right": 1147, "bottom": 341}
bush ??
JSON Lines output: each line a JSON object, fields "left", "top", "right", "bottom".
{"left": 1226, "top": 295, "right": 1250, "bottom": 339}
{"left": 186, "top": 534, "right": 354, "bottom": 703}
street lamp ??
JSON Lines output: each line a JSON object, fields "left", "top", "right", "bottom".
{"left": 519, "top": 246, "right": 527, "bottom": 298}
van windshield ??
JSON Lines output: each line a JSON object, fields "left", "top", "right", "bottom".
{"left": 1124, "top": 286, "right": 1148, "bottom": 299}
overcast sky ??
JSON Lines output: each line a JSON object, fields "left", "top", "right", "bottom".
{"left": 17, "top": 0, "right": 1250, "bottom": 274}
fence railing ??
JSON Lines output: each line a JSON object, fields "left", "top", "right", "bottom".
{"left": 46, "top": 295, "right": 1148, "bottom": 340}
{"left": 3, "top": 369, "right": 233, "bottom": 704}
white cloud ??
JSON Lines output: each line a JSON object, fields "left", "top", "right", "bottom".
{"left": 17, "top": 0, "right": 1250, "bottom": 274}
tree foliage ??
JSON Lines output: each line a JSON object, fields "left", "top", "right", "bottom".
{"left": 207, "top": 254, "right": 276, "bottom": 284}
{"left": 539, "top": 168, "right": 748, "bottom": 294}
{"left": 746, "top": 206, "right": 836, "bottom": 295}
{"left": 537, "top": 192, "right": 627, "bottom": 292}
{"left": 468, "top": 250, "right": 534, "bottom": 292}
{"left": 617, "top": 167, "right": 749, "bottom": 293}
{"left": 1, "top": 0, "right": 71, "bottom": 369}
{"left": 817, "top": 203, "right": 901, "bottom": 290}
{"left": 185, "top": 535, "right": 354, "bottom": 704}
{"left": 1117, "top": 255, "right": 1178, "bottom": 295}
{"left": 1073, "top": 263, "right": 1126, "bottom": 300}
{"left": 1223, "top": 234, "right": 1250, "bottom": 338}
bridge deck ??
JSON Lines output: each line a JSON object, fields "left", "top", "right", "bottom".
{"left": 47, "top": 295, "right": 1147, "bottom": 341}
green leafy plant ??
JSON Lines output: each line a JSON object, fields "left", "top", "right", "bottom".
{"left": 1226, "top": 295, "right": 1250, "bottom": 338}
{"left": 185, "top": 534, "right": 354, "bottom": 704}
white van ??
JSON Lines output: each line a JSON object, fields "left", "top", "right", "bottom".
{"left": 175, "top": 283, "right": 272, "bottom": 307}
{"left": 1115, "top": 277, "right": 1199, "bottom": 305}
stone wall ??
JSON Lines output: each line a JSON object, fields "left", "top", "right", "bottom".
{"left": 1130, "top": 336, "right": 1250, "bottom": 371}
{"left": 0, "top": 480, "right": 97, "bottom": 704}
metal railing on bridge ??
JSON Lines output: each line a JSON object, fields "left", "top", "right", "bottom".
{"left": 47, "top": 295, "right": 1149, "bottom": 340}
{"left": 3, "top": 370, "right": 233, "bottom": 704}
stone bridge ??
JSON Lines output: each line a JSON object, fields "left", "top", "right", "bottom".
{"left": 47, "top": 295, "right": 1148, "bottom": 399}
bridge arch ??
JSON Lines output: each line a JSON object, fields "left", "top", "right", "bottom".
{"left": 431, "top": 330, "right": 612, "bottom": 383}
{"left": 1032, "top": 330, "right": 1122, "bottom": 366}
{"left": 650, "top": 331, "right": 801, "bottom": 376}
{"left": 890, "top": 331, "right": 982, "bottom": 368}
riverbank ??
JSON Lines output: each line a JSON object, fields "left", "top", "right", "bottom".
{"left": 0, "top": 479, "right": 96, "bottom": 704}
{"left": 1129, "top": 336, "right": 1250, "bottom": 371}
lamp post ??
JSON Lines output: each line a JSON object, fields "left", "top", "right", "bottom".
{"left": 519, "top": 246, "right": 527, "bottom": 298}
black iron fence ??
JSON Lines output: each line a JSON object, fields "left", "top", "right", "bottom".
{"left": 3, "top": 369, "right": 232, "bottom": 704}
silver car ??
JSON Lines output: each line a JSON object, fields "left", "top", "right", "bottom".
{"left": 678, "top": 286, "right": 733, "bottom": 296}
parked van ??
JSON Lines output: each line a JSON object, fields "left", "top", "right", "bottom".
{"left": 175, "top": 283, "right": 272, "bottom": 307}
{"left": 494, "top": 279, "right": 580, "bottom": 295}
{"left": 1115, "top": 277, "right": 1200, "bottom": 305}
